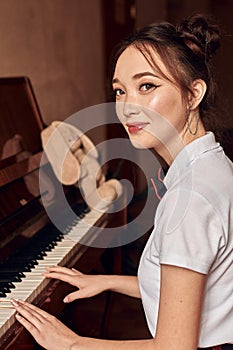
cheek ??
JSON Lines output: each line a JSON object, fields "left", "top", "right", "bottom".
{"left": 146, "top": 90, "right": 184, "bottom": 122}
{"left": 115, "top": 102, "right": 124, "bottom": 123}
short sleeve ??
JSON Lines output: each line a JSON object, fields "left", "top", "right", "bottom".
{"left": 156, "top": 190, "right": 225, "bottom": 274}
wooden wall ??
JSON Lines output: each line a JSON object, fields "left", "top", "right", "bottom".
{"left": 0, "top": 0, "right": 105, "bottom": 126}
{"left": 135, "top": 0, "right": 233, "bottom": 128}
{"left": 166, "top": 0, "right": 233, "bottom": 129}
{"left": 0, "top": 0, "right": 231, "bottom": 130}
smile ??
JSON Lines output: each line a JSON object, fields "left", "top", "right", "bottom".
{"left": 126, "top": 123, "right": 149, "bottom": 134}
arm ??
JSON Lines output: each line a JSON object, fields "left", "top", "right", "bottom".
{"left": 71, "top": 264, "right": 206, "bottom": 350}
{"left": 12, "top": 264, "right": 206, "bottom": 350}
{"left": 43, "top": 266, "right": 141, "bottom": 302}
{"left": 154, "top": 264, "right": 206, "bottom": 349}
{"left": 105, "top": 274, "right": 141, "bottom": 298}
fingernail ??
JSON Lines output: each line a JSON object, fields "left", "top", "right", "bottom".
{"left": 63, "top": 297, "right": 68, "bottom": 303}
{"left": 11, "top": 299, "right": 19, "bottom": 307}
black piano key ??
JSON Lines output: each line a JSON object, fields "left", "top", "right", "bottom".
{"left": 0, "top": 280, "right": 16, "bottom": 286}
{"left": 83, "top": 206, "right": 90, "bottom": 214}
{"left": 3, "top": 262, "right": 32, "bottom": 271}
{"left": 0, "top": 203, "right": 88, "bottom": 292}
{"left": 8, "top": 257, "right": 39, "bottom": 266}
{"left": 0, "top": 281, "right": 16, "bottom": 292}
{"left": 0, "top": 285, "right": 11, "bottom": 293}
{"left": 0, "top": 269, "right": 25, "bottom": 276}
{"left": 0, "top": 274, "right": 22, "bottom": 282}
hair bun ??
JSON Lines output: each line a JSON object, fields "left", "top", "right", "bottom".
{"left": 177, "top": 14, "right": 220, "bottom": 62}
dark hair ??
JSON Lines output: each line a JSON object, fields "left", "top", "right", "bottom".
{"left": 110, "top": 14, "right": 222, "bottom": 137}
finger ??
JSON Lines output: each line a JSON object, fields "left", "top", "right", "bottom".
{"left": 71, "top": 268, "right": 83, "bottom": 275}
{"left": 15, "top": 313, "right": 41, "bottom": 338}
{"left": 11, "top": 300, "right": 46, "bottom": 327}
{"left": 43, "top": 266, "right": 77, "bottom": 279}
{"left": 12, "top": 300, "right": 51, "bottom": 321}
{"left": 63, "top": 290, "right": 87, "bottom": 303}
{"left": 42, "top": 271, "right": 80, "bottom": 286}
{"left": 45, "top": 266, "right": 76, "bottom": 275}
{"left": 63, "top": 292, "right": 82, "bottom": 303}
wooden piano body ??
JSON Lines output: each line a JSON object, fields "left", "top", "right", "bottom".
{"left": 0, "top": 77, "right": 123, "bottom": 349}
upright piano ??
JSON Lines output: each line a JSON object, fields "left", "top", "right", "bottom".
{"left": 0, "top": 77, "right": 122, "bottom": 349}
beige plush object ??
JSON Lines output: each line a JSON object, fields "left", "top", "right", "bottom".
{"left": 41, "top": 121, "right": 122, "bottom": 210}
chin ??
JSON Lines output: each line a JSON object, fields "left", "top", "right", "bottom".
{"left": 131, "top": 141, "right": 147, "bottom": 149}
{"left": 129, "top": 138, "right": 153, "bottom": 150}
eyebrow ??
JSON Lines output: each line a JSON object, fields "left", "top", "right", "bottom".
{"left": 112, "top": 71, "right": 159, "bottom": 84}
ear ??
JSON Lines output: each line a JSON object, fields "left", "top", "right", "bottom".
{"left": 188, "top": 79, "right": 207, "bottom": 110}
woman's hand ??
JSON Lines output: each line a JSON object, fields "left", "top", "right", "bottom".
{"left": 43, "top": 266, "right": 109, "bottom": 303}
{"left": 11, "top": 299, "right": 78, "bottom": 350}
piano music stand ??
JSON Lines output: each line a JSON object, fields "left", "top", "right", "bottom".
{"left": 0, "top": 76, "right": 44, "bottom": 165}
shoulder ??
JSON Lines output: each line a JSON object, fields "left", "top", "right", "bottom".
{"left": 155, "top": 189, "right": 225, "bottom": 274}
{"left": 157, "top": 188, "right": 222, "bottom": 232}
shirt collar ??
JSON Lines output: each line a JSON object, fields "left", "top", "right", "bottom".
{"left": 163, "top": 132, "right": 221, "bottom": 189}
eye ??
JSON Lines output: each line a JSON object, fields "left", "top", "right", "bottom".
{"left": 113, "top": 88, "right": 125, "bottom": 98}
{"left": 139, "top": 83, "right": 158, "bottom": 92}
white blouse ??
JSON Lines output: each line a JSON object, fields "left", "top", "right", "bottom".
{"left": 138, "top": 132, "right": 233, "bottom": 348}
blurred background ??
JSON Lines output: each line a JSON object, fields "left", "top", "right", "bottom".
{"left": 0, "top": 0, "right": 231, "bottom": 128}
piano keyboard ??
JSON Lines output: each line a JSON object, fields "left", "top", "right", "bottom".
{"left": 0, "top": 206, "right": 107, "bottom": 341}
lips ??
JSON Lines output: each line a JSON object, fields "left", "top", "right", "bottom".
{"left": 126, "top": 123, "right": 149, "bottom": 134}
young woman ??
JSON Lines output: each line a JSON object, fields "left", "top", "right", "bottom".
{"left": 11, "top": 14, "right": 233, "bottom": 350}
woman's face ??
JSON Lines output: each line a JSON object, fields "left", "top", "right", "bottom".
{"left": 112, "top": 45, "right": 188, "bottom": 161}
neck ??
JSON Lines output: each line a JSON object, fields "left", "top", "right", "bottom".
{"left": 153, "top": 120, "right": 206, "bottom": 166}
{"left": 182, "top": 118, "right": 206, "bottom": 147}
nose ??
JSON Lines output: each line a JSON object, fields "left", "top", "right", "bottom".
{"left": 123, "top": 102, "right": 140, "bottom": 118}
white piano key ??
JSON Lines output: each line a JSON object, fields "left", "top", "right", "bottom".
{"left": 0, "top": 207, "right": 105, "bottom": 339}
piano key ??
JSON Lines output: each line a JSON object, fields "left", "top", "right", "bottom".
{"left": 0, "top": 275, "right": 22, "bottom": 282}
{"left": 0, "top": 206, "right": 106, "bottom": 340}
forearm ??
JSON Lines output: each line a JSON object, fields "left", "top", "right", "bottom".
{"left": 105, "top": 275, "right": 141, "bottom": 298}
{"left": 71, "top": 337, "right": 154, "bottom": 350}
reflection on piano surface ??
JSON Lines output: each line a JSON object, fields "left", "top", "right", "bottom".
{"left": 0, "top": 77, "right": 121, "bottom": 349}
